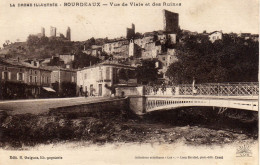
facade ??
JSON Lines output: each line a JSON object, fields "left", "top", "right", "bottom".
{"left": 59, "top": 54, "right": 75, "bottom": 64}
{"left": 130, "top": 31, "right": 177, "bottom": 59}
{"left": 141, "top": 42, "right": 162, "bottom": 59}
{"left": 208, "top": 31, "right": 223, "bottom": 42}
{"left": 157, "top": 49, "right": 178, "bottom": 79}
{"left": 77, "top": 62, "right": 137, "bottom": 97}
{"left": 238, "top": 33, "right": 259, "bottom": 41}
{"left": 134, "top": 36, "right": 154, "bottom": 48}
{"left": 167, "top": 33, "right": 177, "bottom": 44}
{"left": 102, "top": 39, "right": 129, "bottom": 57}
{"left": 0, "top": 58, "right": 52, "bottom": 99}
{"left": 129, "top": 39, "right": 135, "bottom": 57}
{"left": 47, "top": 66, "right": 77, "bottom": 97}
{"left": 83, "top": 45, "right": 104, "bottom": 59}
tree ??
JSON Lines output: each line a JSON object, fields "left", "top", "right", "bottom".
{"left": 166, "top": 34, "right": 259, "bottom": 84}
{"left": 136, "top": 59, "right": 159, "bottom": 85}
{"left": 135, "top": 32, "right": 143, "bottom": 39}
{"left": 27, "top": 35, "right": 40, "bottom": 47}
{"left": 72, "top": 52, "right": 100, "bottom": 69}
{"left": 118, "top": 69, "right": 129, "bottom": 81}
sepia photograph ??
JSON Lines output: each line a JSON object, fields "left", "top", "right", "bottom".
{"left": 0, "top": 0, "right": 259, "bottom": 164}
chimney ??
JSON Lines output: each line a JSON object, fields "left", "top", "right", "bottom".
{"left": 36, "top": 61, "right": 40, "bottom": 67}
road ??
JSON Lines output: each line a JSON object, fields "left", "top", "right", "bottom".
{"left": 0, "top": 97, "right": 116, "bottom": 115}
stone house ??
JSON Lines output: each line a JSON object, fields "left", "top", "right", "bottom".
{"left": 0, "top": 58, "right": 52, "bottom": 99}
{"left": 208, "top": 31, "right": 223, "bottom": 43}
{"left": 45, "top": 66, "right": 77, "bottom": 96}
{"left": 77, "top": 62, "right": 137, "bottom": 97}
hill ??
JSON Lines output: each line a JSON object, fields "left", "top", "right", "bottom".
{"left": 0, "top": 36, "right": 91, "bottom": 60}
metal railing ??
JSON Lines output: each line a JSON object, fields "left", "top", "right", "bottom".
{"left": 144, "top": 82, "right": 259, "bottom": 96}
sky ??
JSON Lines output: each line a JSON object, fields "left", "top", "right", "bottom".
{"left": 0, "top": 0, "right": 259, "bottom": 47}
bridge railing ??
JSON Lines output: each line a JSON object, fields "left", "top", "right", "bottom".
{"left": 144, "top": 82, "right": 259, "bottom": 96}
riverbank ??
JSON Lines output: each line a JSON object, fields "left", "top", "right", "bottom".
{"left": 0, "top": 107, "right": 257, "bottom": 149}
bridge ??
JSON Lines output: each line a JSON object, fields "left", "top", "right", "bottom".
{"left": 0, "top": 82, "right": 258, "bottom": 116}
{"left": 120, "top": 82, "right": 259, "bottom": 115}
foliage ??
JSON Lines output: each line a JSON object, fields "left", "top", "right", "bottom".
{"left": 0, "top": 81, "right": 27, "bottom": 99}
{"left": 72, "top": 52, "right": 100, "bottom": 68}
{"left": 166, "top": 34, "right": 259, "bottom": 84}
{"left": 24, "top": 35, "right": 81, "bottom": 58}
{"left": 136, "top": 59, "right": 159, "bottom": 85}
{"left": 60, "top": 82, "right": 77, "bottom": 97}
{"left": 118, "top": 69, "right": 129, "bottom": 81}
{"left": 161, "top": 83, "right": 166, "bottom": 94}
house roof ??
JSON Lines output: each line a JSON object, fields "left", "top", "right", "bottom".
{"left": 0, "top": 58, "right": 51, "bottom": 71}
{"left": 91, "top": 45, "right": 102, "bottom": 49}
{"left": 208, "top": 31, "right": 222, "bottom": 35}
{"left": 43, "top": 66, "right": 76, "bottom": 72}
{"left": 78, "top": 61, "right": 136, "bottom": 71}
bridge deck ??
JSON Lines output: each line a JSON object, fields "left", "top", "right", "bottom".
{"left": 0, "top": 97, "right": 118, "bottom": 115}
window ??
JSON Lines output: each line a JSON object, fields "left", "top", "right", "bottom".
{"left": 34, "top": 71, "right": 37, "bottom": 74}
{"left": 84, "top": 73, "right": 87, "bottom": 80}
{"left": 2, "top": 71, "right": 9, "bottom": 80}
{"left": 30, "top": 70, "right": 33, "bottom": 75}
{"left": 18, "top": 73, "right": 23, "bottom": 81}
{"left": 34, "top": 76, "right": 37, "bottom": 83}
{"left": 163, "top": 57, "right": 166, "bottom": 61}
{"left": 106, "top": 67, "right": 110, "bottom": 80}
{"left": 99, "top": 70, "right": 103, "bottom": 80}
{"left": 29, "top": 76, "right": 33, "bottom": 83}
{"left": 19, "top": 68, "right": 23, "bottom": 72}
{"left": 47, "top": 77, "right": 49, "bottom": 83}
{"left": 4, "top": 66, "right": 7, "bottom": 70}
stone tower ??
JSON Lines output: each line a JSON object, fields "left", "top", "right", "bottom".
{"left": 126, "top": 23, "right": 135, "bottom": 39}
{"left": 50, "top": 26, "right": 57, "bottom": 37}
{"left": 66, "top": 27, "right": 71, "bottom": 41}
{"left": 41, "top": 27, "right": 45, "bottom": 37}
{"left": 162, "top": 10, "right": 179, "bottom": 33}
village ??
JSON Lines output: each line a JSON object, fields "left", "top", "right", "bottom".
{"left": 0, "top": 9, "right": 258, "bottom": 100}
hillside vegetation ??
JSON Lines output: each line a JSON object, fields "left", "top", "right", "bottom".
{"left": 0, "top": 36, "right": 107, "bottom": 60}
{"left": 166, "top": 34, "right": 259, "bottom": 83}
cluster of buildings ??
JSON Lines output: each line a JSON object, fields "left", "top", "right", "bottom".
{"left": 0, "top": 56, "right": 137, "bottom": 99}
{"left": 84, "top": 10, "right": 180, "bottom": 79}
{"left": 0, "top": 9, "right": 180, "bottom": 100}
{"left": 1, "top": 9, "right": 258, "bottom": 100}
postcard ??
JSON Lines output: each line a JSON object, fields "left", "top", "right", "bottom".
{"left": 0, "top": 0, "right": 259, "bottom": 164}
